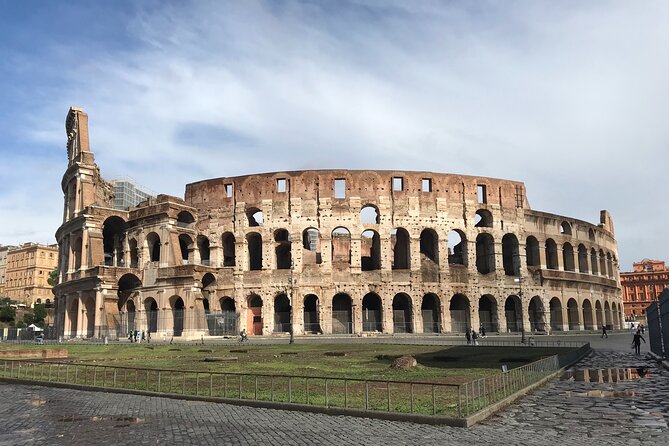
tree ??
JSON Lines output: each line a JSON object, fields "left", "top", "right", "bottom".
{"left": 0, "top": 305, "right": 15, "bottom": 323}
{"left": 32, "top": 303, "right": 47, "bottom": 326}
{"left": 47, "top": 268, "right": 59, "bottom": 287}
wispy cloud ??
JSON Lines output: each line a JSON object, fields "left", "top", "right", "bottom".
{"left": 1, "top": 0, "right": 668, "bottom": 268}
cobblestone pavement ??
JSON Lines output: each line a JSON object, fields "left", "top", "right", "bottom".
{"left": 1, "top": 339, "right": 667, "bottom": 445}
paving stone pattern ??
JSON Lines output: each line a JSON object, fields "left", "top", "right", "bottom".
{"left": 0, "top": 349, "right": 667, "bottom": 445}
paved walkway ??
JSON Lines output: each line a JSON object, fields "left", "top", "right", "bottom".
{"left": 0, "top": 335, "right": 666, "bottom": 445}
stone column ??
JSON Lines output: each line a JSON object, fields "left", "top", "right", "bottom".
{"left": 561, "top": 304, "right": 570, "bottom": 331}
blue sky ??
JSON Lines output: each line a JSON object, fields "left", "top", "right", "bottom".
{"left": 1, "top": 0, "right": 668, "bottom": 270}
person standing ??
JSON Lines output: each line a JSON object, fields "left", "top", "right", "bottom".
{"left": 601, "top": 325, "right": 608, "bottom": 339}
{"left": 465, "top": 329, "right": 471, "bottom": 345}
{"left": 472, "top": 329, "right": 479, "bottom": 346}
{"left": 632, "top": 331, "right": 646, "bottom": 355}
{"left": 480, "top": 324, "right": 486, "bottom": 338}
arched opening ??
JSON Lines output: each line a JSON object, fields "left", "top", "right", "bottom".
{"left": 126, "top": 299, "right": 136, "bottom": 332}
{"left": 197, "top": 235, "right": 210, "bottom": 265}
{"left": 246, "top": 232, "right": 262, "bottom": 271}
{"left": 588, "top": 228, "right": 596, "bottom": 241}
{"left": 176, "top": 211, "right": 195, "bottom": 227}
{"left": 361, "top": 230, "right": 381, "bottom": 271}
{"left": 203, "top": 297, "right": 214, "bottom": 335}
{"left": 68, "top": 299, "right": 79, "bottom": 337}
{"left": 525, "top": 236, "right": 540, "bottom": 267}
{"left": 332, "top": 293, "right": 352, "bottom": 334}
{"left": 146, "top": 232, "right": 161, "bottom": 263}
{"left": 421, "top": 294, "right": 441, "bottom": 333}
{"left": 274, "top": 229, "right": 291, "bottom": 270}
{"left": 449, "top": 294, "right": 470, "bottom": 333}
{"left": 606, "top": 253, "right": 613, "bottom": 278}
{"left": 612, "top": 302, "right": 620, "bottom": 328}
{"left": 102, "top": 216, "right": 126, "bottom": 267}
{"left": 591, "top": 248, "right": 599, "bottom": 275}
{"left": 362, "top": 293, "right": 383, "bottom": 332}
{"left": 545, "top": 239, "right": 558, "bottom": 270}
{"left": 420, "top": 229, "right": 439, "bottom": 282}
{"left": 302, "top": 228, "right": 321, "bottom": 265}
{"left": 604, "top": 301, "right": 612, "bottom": 328}
{"left": 560, "top": 221, "right": 572, "bottom": 235}
{"left": 145, "top": 298, "right": 158, "bottom": 333}
{"left": 502, "top": 233, "right": 520, "bottom": 276}
{"left": 505, "top": 295, "right": 522, "bottom": 333}
{"left": 528, "top": 296, "right": 545, "bottom": 332}
{"left": 72, "top": 237, "right": 83, "bottom": 270}
{"left": 474, "top": 209, "right": 493, "bottom": 228}
{"left": 274, "top": 293, "right": 291, "bottom": 333}
{"left": 202, "top": 272, "right": 216, "bottom": 291}
{"left": 392, "top": 293, "right": 413, "bottom": 333}
{"left": 222, "top": 232, "right": 236, "bottom": 267}
{"left": 478, "top": 295, "right": 498, "bottom": 333}
{"left": 595, "top": 301, "right": 604, "bottom": 329}
{"left": 82, "top": 296, "right": 95, "bottom": 338}
{"left": 599, "top": 249, "right": 606, "bottom": 276}
{"left": 567, "top": 298, "right": 579, "bottom": 330}
{"left": 117, "top": 273, "right": 142, "bottom": 315}
{"left": 476, "top": 233, "right": 495, "bottom": 274}
{"left": 549, "top": 297, "right": 563, "bottom": 331}
{"left": 171, "top": 296, "right": 185, "bottom": 337}
{"left": 331, "top": 227, "right": 351, "bottom": 266}
{"left": 304, "top": 294, "right": 320, "bottom": 333}
{"left": 248, "top": 294, "right": 263, "bottom": 335}
{"left": 391, "top": 228, "right": 411, "bottom": 270}
{"left": 578, "top": 244, "right": 588, "bottom": 273}
{"left": 178, "top": 234, "right": 194, "bottom": 264}
{"left": 219, "top": 297, "right": 237, "bottom": 335}
{"left": 562, "top": 242, "right": 575, "bottom": 272}
{"left": 128, "top": 238, "right": 139, "bottom": 268}
{"left": 582, "top": 299, "right": 594, "bottom": 330}
{"left": 447, "top": 230, "right": 467, "bottom": 266}
{"left": 246, "top": 208, "right": 263, "bottom": 227}
{"left": 360, "top": 204, "right": 380, "bottom": 224}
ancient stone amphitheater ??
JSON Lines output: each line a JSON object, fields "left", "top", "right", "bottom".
{"left": 54, "top": 108, "right": 623, "bottom": 340}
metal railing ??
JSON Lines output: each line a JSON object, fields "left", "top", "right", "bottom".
{"left": 0, "top": 343, "right": 590, "bottom": 420}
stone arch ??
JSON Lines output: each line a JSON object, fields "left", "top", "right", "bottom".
{"left": 449, "top": 294, "right": 470, "bottom": 333}
{"left": 392, "top": 293, "right": 413, "bottom": 333}
{"left": 125, "top": 299, "right": 136, "bottom": 332}
{"left": 197, "top": 235, "right": 210, "bottom": 265}
{"left": 178, "top": 234, "right": 194, "bottom": 264}
{"left": 549, "top": 297, "right": 563, "bottom": 331}
{"left": 117, "top": 273, "right": 142, "bottom": 310}
{"left": 247, "top": 208, "right": 264, "bottom": 227}
{"left": 145, "top": 297, "right": 158, "bottom": 333}
{"left": 360, "top": 204, "right": 380, "bottom": 224}
{"left": 332, "top": 293, "right": 352, "bottom": 334}
{"left": 578, "top": 244, "right": 588, "bottom": 273}
{"left": 567, "top": 298, "right": 579, "bottom": 330}
{"left": 525, "top": 236, "right": 540, "bottom": 267}
{"left": 591, "top": 248, "right": 599, "bottom": 275}
{"left": 599, "top": 249, "right": 606, "bottom": 276}
{"left": 421, "top": 293, "right": 441, "bottom": 333}
{"left": 362, "top": 292, "right": 383, "bottom": 332}
{"left": 274, "top": 229, "right": 292, "bottom": 270}
{"left": 604, "top": 301, "right": 612, "bottom": 327}
{"left": 128, "top": 238, "right": 139, "bottom": 268}
{"left": 274, "top": 293, "right": 291, "bottom": 333}
{"left": 595, "top": 300, "right": 604, "bottom": 329}
{"left": 420, "top": 229, "right": 439, "bottom": 264}
{"left": 562, "top": 242, "right": 575, "bottom": 272}
{"left": 219, "top": 296, "right": 237, "bottom": 335}
{"left": 502, "top": 233, "right": 520, "bottom": 276}
{"left": 304, "top": 294, "right": 320, "bottom": 333}
{"left": 612, "top": 302, "right": 621, "bottom": 328}
{"left": 72, "top": 237, "right": 83, "bottom": 270}
{"left": 221, "top": 232, "right": 236, "bottom": 267}
{"left": 302, "top": 228, "right": 321, "bottom": 265}
{"left": 82, "top": 295, "right": 95, "bottom": 338}
{"left": 246, "top": 232, "right": 262, "bottom": 271}
{"left": 560, "top": 221, "right": 572, "bottom": 235}
{"left": 170, "top": 296, "right": 185, "bottom": 337}
{"left": 606, "top": 252, "right": 613, "bottom": 278}
{"left": 545, "top": 239, "right": 558, "bottom": 270}
{"left": 478, "top": 294, "right": 498, "bottom": 333}
{"left": 588, "top": 228, "right": 596, "bottom": 241}
{"left": 67, "top": 298, "right": 79, "bottom": 337}
{"left": 202, "top": 272, "right": 216, "bottom": 291}
{"left": 582, "top": 299, "right": 594, "bottom": 330}
{"left": 476, "top": 233, "right": 495, "bottom": 274}
{"left": 177, "top": 211, "right": 195, "bottom": 227}
{"left": 248, "top": 293, "right": 263, "bottom": 335}
{"left": 102, "top": 216, "right": 126, "bottom": 266}
{"left": 448, "top": 230, "right": 467, "bottom": 266}
{"left": 474, "top": 209, "right": 493, "bottom": 228}
{"left": 391, "top": 228, "right": 411, "bottom": 270}
{"left": 146, "top": 232, "right": 161, "bottom": 263}
{"left": 331, "top": 227, "right": 351, "bottom": 266}
{"left": 504, "top": 295, "right": 522, "bottom": 333}
{"left": 361, "top": 230, "right": 381, "bottom": 271}
{"left": 528, "top": 296, "right": 545, "bottom": 332}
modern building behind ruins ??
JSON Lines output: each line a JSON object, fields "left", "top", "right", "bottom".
{"left": 4, "top": 243, "right": 58, "bottom": 306}
{"left": 54, "top": 107, "right": 624, "bottom": 339}
{"left": 620, "top": 259, "right": 669, "bottom": 321}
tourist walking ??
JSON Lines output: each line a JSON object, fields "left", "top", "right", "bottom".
{"left": 472, "top": 329, "right": 479, "bottom": 346}
{"left": 465, "top": 329, "right": 471, "bottom": 345}
{"left": 632, "top": 331, "right": 646, "bottom": 355}
{"left": 601, "top": 325, "right": 608, "bottom": 338}
{"left": 480, "top": 324, "right": 486, "bottom": 338}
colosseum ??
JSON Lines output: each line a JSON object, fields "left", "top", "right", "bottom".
{"left": 54, "top": 107, "right": 623, "bottom": 340}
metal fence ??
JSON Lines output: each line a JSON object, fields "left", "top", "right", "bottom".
{"left": 0, "top": 343, "right": 590, "bottom": 420}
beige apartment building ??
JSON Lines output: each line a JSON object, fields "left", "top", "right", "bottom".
{"left": 4, "top": 243, "right": 58, "bottom": 306}
{"left": 0, "top": 245, "right": 16, "bottom": 296}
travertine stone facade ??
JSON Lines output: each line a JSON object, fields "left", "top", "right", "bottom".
{"left": 4, "top": 243, "right": 58, "bottom": 305}
{"left": 54, "top": 107, "right": 624, "bottom": 339}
